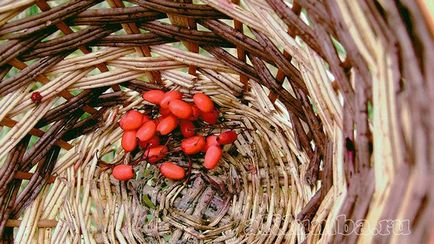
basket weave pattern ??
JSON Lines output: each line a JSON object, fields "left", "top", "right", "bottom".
{"left": 0, "top": 0, "right": 433, "bottom": 243}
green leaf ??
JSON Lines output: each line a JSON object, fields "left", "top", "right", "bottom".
{"left": 27, "top": 5, "right": 38, "bottom": 16}
{"left": 142, "top": 194, "right": 156, "bottom": 209}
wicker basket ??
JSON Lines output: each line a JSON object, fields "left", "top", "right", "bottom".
{"left": 0, "top": 0, "right": 433, "bottom": 243}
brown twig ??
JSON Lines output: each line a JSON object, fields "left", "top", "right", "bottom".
{"left": 0, "top": 0, "right": 102, "bottom": 39}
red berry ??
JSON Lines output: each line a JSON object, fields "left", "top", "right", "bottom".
{"left": 160, "top": 107, "right": 172, "bottom": 116}
{"left": 180, "top": 120, "right": 195, "bottom": 137}
{"left": 142, "top": 114, "right": 151, "bottom": 124}
{"left": 144, "top": 145, "right": 168, "bottom": 163}
{"left": 143, "top": 90, "right": 165, "bottom": 104}
{"left": 149, "top": 135, "right": 160, "bottom": 147}
{"left": 188, "top": 105, "right": 200, "bottom": 121}
{"left": 137, "top": 121, "right": 156, "bottom": 142}
{"left": 218, "top": 131, "right": 238, "bottom": 144}
{"left": 112, "top": 165, "right": 135, "bottom": 181}
{"left": 181, "top": 135, "right": 205, "bottom": 155}
{"left": 169, "top": 99, "right": 192, "bottom": 119}
{"left": 122, "top": 130, "right": 137, "bottom": 152}
{"left": 138, "top": 140, "right": 147, "bottom": 148}
{"left": 31, "top": 91, "right": 43, "bottom": 103}
{"left": 119, "top": 110, "right": 143, "bottom": 130}
{"left": 139, "top": 135, "right": 160, "bottom": 148}
{"left": 200, "top": 109, "right": 219, "bottom": 124}
{"left": 154, "top": 116, "right": 163, "bottom": 126}
{"left": 193, "top": 93, "right": 214, "bottom": 113}
{"left": 159, "top": 162, "right": 185, "bottom": 180}
{"left": 159, "top": 90, "right": 182, "bottom": 109}
{"left": 204, "top": 146, "right": 222, "bottom": 170}
{"left": 157, "top": 115, "right": 177, "bottom": 135}
{"left": 205, "top": 135, "right": 220, "bottom": 151}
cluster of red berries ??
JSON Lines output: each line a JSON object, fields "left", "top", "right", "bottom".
{"left": 112, "top": 90, "right": 237, "bottom": 181}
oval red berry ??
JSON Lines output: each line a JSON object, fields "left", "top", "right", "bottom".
{"left": 137, "top": 121, "right": 156, "bottom": 142}
{"left": 204, "top": 146, "right": 222, "bottom": 170}
{"left": 159, "top": 162, "right": 185, "bottom": 180}
{"left": 188, "top": 105, "right": 200, "bottom": 121}
{"left": 139, "top": 135, "right": 160, "bottom": 148}
{"left": 181, "top": 135, "right": 206, "bottom": 155}
{"left": 156, "top": 115, "right": 177, "bottom": 135}
{"left": 193, "top": 93, "right": 214, "bottom": 113}
{"left": 180, "top": 120, "right": 195, "bottom": 138}
{"left": 159, "top": 90, "right": 183, "bottom": 109}
{"left": 159, "top": 107, "right": 172, "bottom": 116}
{"left": 112, "top": 165, "right": 135, "bottom": 181}
{"left": 121, "top": 130, "right": 137, "bottom": 152}
{"left": 200, "top": 109, "right": 219, "bottom": 124}
{"left": 119, "top": 110, "right": 143, "bottom": 131}
{"left": 154, "top": 116, "right": 163, "bottom": 127}
{"left": 143, "top": 90, "right": 165, "bottom": 104}
{"left": 205, "top": 135, "right": 220, "bottom": 151}
{"left": 148, "top": 135, "right": 160, "bottom": 147}
{"left": 169, "top": 99, "right": 192, "bottom": 119}
{"left": 141, "top": 114, "right": 151, "bottom": 124}
{"left": 218, "top": 130, "right": 238, "bottom": 144}
{"left": 144, "top": 145, "right": 168, "bottom": 164}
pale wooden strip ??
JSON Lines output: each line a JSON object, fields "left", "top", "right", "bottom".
{"left": 42, "top": 180, "right": 68, "bottom": 219}
{"left": 70, "top": 69, "right": 143, "bottom": 90}
{"left": 201, "top": 0, "right": 267, "bottom": 33}
{"left": 358, "top": 37, "right": 402, "bottom": 244}
{"left": 53, "top": 151, "right": 80, "bottom": 175}
{"left": 320, "top": 124, "right": 346, "bottom": 243}
{"left": 196, "top": 76, "right": 235, "bottom": 96}
{"left": 77, "top": 198, "right": 94, "bottom": 243}
{"left": 15, "top": 192, "right": 45, "bottom": 244}
{"left": 52, "top": 47, "right": 133, "bottom": 69}
{"left": 0, "top": 84, "right": 31, "bottom": 122}
{"left": 9, "top": 69, "right": 92, "bottom": 116}
{"left": 0, "top": 5, "right": 29, "bottom": 26}
{"left": 244, "top": 0, "right": 312, "bottom": 70}
{"left": 307, "top": 189, "right": 333, "bottom": 243}
{"left": 51, "top": 220, "right": 64, "bottom": 244}
{"left": 161, "top": 70, "right": 196, "bottom": 88}
{"left": 336, "top": 0, "right": 378, "bottom": 67}
{"left": 310, "top": 51, "right": 343, "bottom": 123}
{"left": 49, "top": 48, "right": 135, "bottom": 74}
{"left": 0, "top": 0, "right": 34, "bottom": 13}
{"left": 198, "top": 69, "right": 243, "bottom": 95}
{"left": 151, "top": 45, "right": 233, "bottom": 73}
{"left": 250, "top": 81, "right": 276, "bottom": 114}
{"left": 0, "top": 99, "right": 53, "bottom": 160}
{"left": 298, "top": 55, "right": 337, "bottom": 135}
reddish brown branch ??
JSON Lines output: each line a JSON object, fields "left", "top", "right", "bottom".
{"left": 0, "top": 0, "right": 102, "bottom": 39}
{"left": 73, "top": 6, "right": 165, "bottom": 25}
{"left": 140, "top": 21, "right": 233, "bottom": 47}
{"left": 22, "top": 25, "right": 120, "bottom": 60}
{"left": 265, "top": 0, "right": 325, "bottom": 59}
{"left": 0, "top": 54, "right": 67, "bottom": 96}
{"left": 203, "top": 46, "right": 259, "bottom": 82}
{"left": 250, "top": 55, "right": 307, "bottom": 121}
{"left": 93, "top": 33, "right": 172, "bottom": 47}
{"left": 130, "top": 0, "right": 227, "bottom": 19}
{"left": 199, "top": 19, "right": 275, "bottom": 64}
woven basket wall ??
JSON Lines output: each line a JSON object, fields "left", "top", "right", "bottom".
{"left": 0, "top": 0, "right": 433, "bottom": 243}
